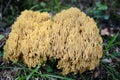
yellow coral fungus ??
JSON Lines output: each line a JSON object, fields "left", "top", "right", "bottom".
{"left": 3, "top": 7, "right": 103, "bottom": 75}
{"left": 51, "top": 7, "right": 103, "bottom": 75}
{"left": 4, "top": 10, "right": 53, "bottom": 67}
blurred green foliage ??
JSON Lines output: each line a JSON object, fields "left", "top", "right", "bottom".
{"left": 88, "top": 1, "right": 109, "bottom": 20}
{"left": 0, "top": 35, "right": 4, "bottom": 40}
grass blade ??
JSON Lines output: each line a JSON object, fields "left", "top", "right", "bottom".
{"left": 104, "top": 33, "right": 119, "bottom": 54}
{"left": 26, "top": 65, "right": 40, "bottom": 80}
{"left": 43, "top": 74, "right": 74, "bottom": 80}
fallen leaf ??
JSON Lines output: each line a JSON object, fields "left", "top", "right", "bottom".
{"left": 101, "top": 28, "right": 114, "bottom": 36}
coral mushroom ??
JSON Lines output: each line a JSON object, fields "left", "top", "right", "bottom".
{"left": 51, "top": 7, "right": 103, "bottom": 75}
{"left": 3, "top": 7, "right": 103, "bottom": 75}
{"left": 3, "top": 10, "right": 53, "bottom": 67}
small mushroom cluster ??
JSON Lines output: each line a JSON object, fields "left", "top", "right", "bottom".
{"left": 3, "top": 7, "right": 103, "bottom": 75}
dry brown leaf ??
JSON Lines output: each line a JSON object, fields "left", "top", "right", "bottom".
{"left": 101, "top": 28, "right": 114, "bottom": 36}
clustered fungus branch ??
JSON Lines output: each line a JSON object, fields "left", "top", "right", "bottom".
{"left": 3, "top": 7, "right": 103, "bottom": 75}
{"left": 3, "top": 10, "right": 53, "bottom": 67}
